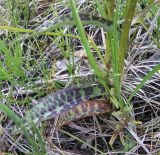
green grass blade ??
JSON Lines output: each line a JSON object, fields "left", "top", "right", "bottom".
{"left": 69, "top": 0, "right": 105, "bottom": 83}
{"left": 88, "top": 36, "right": 106, "bottom": 65}
{"left": 95, "top": 0, "right": 107, "bottom": 18}
{"left": 29, "top": 115, "right": 47, "bottom": 153}
{"left": 103, "top": 0, "right": 114, "bottom": 20}
{"left": 118, "top": 0, "right": 138, "bottom": 75}
{"left": 110, "top": 0, "right": 122, "bottom": 104}
{"left": 127, "top": 64, "right": 160, "bottom": 103}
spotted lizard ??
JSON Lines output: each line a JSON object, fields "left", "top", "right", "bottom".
{"left": 14, "top": 14, "right": 113, "bottom": 133}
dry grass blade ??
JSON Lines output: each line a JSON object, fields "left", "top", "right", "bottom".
{"left": 127, "top": 126, "right": 151, "bottom": 155}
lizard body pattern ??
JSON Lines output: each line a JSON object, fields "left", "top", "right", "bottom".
{"left": 19, "top": 83, "right": 108, "bottom": 131}
{"left": 57, "top": 100, "right": 112, "bottom": 127}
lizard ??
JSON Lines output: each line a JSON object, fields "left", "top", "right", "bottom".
{"left": 13, "top": 14, "right": 113, "bottom": 133}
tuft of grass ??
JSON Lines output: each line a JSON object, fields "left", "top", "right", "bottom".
{"left": 0, "top": 40, "right": 25, "bottom": 81}
{"left": 0, "top": 103, "right": 47, "bottom": 154}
